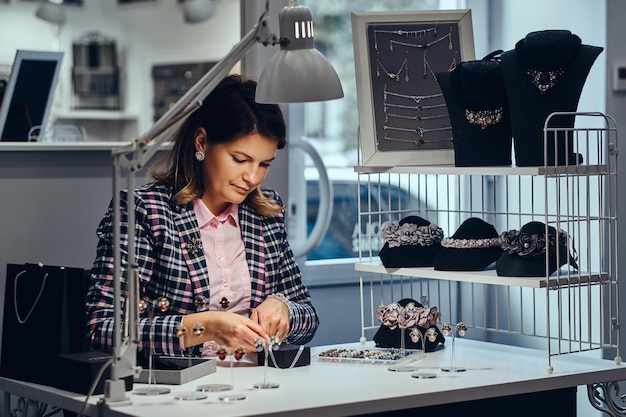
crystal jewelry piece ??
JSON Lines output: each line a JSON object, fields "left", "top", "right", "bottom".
{"left": 186, "top": 237, "right": 201, "bottom": 255}
{"left": 384, "top": 101, "right": 447, "bottom": 111}
{"left": 138, "top": 299, "right": 148, "bottom": 315}
{"left": 388, "top": 27, "right": 452, "bottom": 51}
{"left": 217, "top": 346, "right": 228, "bottom": 360}
{"left": 374, "top": 26, "right": 437, "bottom": 52}
{"left": 465, "top": 108, "right": 504, "bottom": 129}
{"left": 270, "top": 335, "right": 281, "bottom": 351}
{"left": 384, "top": 84, "right": 442, "bottom": 104}
{"left": 456, "top": 322, "right": 468, "bottom": 337}
{"left": 425, "top": 327, "right": 439, "bottom": 343}
{"left": 499, "top": 228, "right": 570, "bottom": 258}
{"left": 254, "top": 338, "right": 265, "bottom": 352}
{"left": 384, "top": 124, "right": 452, "bottom": 138}
{"left": 383, "top": 134, "right": 454, "bottom": 149}
{"left": 441, "top": 323, "right": 451, "bottom": 336}
{"left": 526, "top": 68, "right": 565, "bottom": 94}
{"left": 234, "top": 346, "right": 245, "bottom": 361}
{"left": 192, "top": 323, "right": 205, "bottom": 336}
{"left": 175, "top": 324, "right": 187, "bottom": 338}
{"left": 220, "top": 296, "right": 230, "bottom": 309}
{"left": 194, "top": 150, "right": 205, "bottom": 161}
{"left": 441, "top": 236, "right": 502, "bottom": 249}
{"left": 376, "top": 57, "right": 409, "bottom": 82}
{"left": 409, "top": 327, "right": 422, "bottom": 343}
{"left": 157, "top": 297, "right": 170, "bottom": 313}
{"left": 384, "top": 111, "right": 448, "bottom": 123}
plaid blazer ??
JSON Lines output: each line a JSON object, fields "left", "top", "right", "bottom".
{"left": 86, "top": 181, "right": 319, "bottom": 357}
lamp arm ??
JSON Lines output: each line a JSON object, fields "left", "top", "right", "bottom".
{"left": 113, "top": 6, "right": 275, "bottom": 171}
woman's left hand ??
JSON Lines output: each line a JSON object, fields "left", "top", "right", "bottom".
{"left": 250, "top": 298, "right": 290, "bottom": 342}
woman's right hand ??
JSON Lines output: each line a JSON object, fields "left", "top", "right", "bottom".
{"left": 181, "top": 310, "right": 267, "bottom": 354}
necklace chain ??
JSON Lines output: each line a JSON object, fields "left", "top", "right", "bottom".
{"left": 383, "top": 134, "right": 453, "bottom": 148}
{"left": 384, "top": 124, "right": 451, "bottom": 138}
{"left": 376, "top": 57, "right": 409, "bottom": 82}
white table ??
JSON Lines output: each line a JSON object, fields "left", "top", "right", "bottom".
{"left": 2, "top": 340, "right": 625, "bottom": 417}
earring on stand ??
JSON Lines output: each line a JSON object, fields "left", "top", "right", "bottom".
{"left": 133, "top": 297, "right": 172, "bottom": 396}
{"left": 173, "top": 323, "right": 208, "bottom": 401}
{"left": 253, "top": 336, "right": 281, "bottom": 389}
{"left": 409, "top": 327, "right": 438, "bottom": 379}
{"left": 218, "top": 346, "right": 247, "bottom": 402}
{"left": 441, "top": 322, "right": 467, "bottom": 373}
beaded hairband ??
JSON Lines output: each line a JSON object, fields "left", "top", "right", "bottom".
{"left": 381, "top": 222, "right": 444, "bottom": 248}
{"left": 441, "top": 236, "right": 501, "bottom": 249}
{"left": 499, "top": 228, "right": 570, "bottom": 258}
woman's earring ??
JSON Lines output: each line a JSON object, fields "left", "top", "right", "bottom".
{"left": 195, "top": 151, "right": 205, "bottom": 162}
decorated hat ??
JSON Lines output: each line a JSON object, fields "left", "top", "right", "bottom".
{"left": 378, "top": 216, "right": 444, "bottom": 268}
{"left": 372, "top": 298, "right": 445, "bottom": 352}
{"left": 433, "top": 217, "right": 503, "bottom": 271}
{"left": 496, "top": 221, "right": 578, "bottom": 277}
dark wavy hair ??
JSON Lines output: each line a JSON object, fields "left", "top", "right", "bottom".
{"left": 150, "top": 74, "right": 287, "bottom": 216}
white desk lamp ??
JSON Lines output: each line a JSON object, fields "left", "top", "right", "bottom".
{"left": 104, "top": 0, "right": 343, "bottom": 406}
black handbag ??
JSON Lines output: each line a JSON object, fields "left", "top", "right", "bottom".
{"left": 1, "top": 263, "right": 88, "bottom": 386}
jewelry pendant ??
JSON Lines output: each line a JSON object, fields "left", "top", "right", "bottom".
{"left": 465, "top": 108, "right": 504, "bottom": 129}
{"left": 186, "top": 238, "right": 201, "bottom": 255}
{"left": 220, "top": 297, "right": 230, "bottom": 309}
{"left": 526, "top": 68, "right": 565, "bottom": 94}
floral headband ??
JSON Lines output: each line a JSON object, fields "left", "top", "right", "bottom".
{"left": 375, "top": 302, "right": 441, "bottom": 330}
{"left": 381, "top": 222, "right": 444, "bottom": 248}
{"left": 499, "top": 228, "right": 572, "bottom": 258}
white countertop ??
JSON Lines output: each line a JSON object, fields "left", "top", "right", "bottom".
{"left": 2, "top": 339, "right": 624, "bottom": 417}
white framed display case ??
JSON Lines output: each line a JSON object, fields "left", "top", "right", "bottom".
{"left": 354, "top": 112, "right": 620, "bottom": 373}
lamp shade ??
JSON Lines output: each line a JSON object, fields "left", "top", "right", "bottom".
{"left": 183, "top": 0, "right": 216, "bottom": 24}
{"left": 35, "top": 2, "right": 66, "bottom": 25}
{"left": 256, "top": 3, "right": 343, "bottom": 103}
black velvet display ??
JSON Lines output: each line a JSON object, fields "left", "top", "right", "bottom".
{"left": 500, "top": 30, "right": 603, "bottom": 167}
{"left": 378, "top": 216, "right": 443, "bottom": 268}
{"left": 434, "top": 217, "right": 502, "bottom": 271}
{"left": 373, "top": 298, "right": 445, "bottom": 352}
{"left": 437, "top": 54, "right": 513, "bottom": 166}
{"left": 496, "top": 221, "right": 578, "bottom": 277}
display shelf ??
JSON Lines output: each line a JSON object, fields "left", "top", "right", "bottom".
{"left": 354, "top": 163, "right": 609, "bottom": 177}
{"left": 355, "top": 112, "right": 620, "bottom": 372}
{"left": 57, "top": 110, "right": 138, "bottom": 121}
{"left": 355, "top": 261, "right": 608, "bottom": 289}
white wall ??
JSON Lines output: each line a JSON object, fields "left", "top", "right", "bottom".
{"left": 0, "top": 0, "right": 240, "bottom": 136}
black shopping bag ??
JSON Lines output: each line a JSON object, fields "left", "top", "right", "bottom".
{"left": 1, "top": 263, "right": 88, "bottom": 386}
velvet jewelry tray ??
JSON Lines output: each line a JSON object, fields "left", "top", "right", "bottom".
{"left": 315, "top": 347, "right": 421, "bottom": 364}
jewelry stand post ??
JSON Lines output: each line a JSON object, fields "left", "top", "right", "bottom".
{"left": 133, "top": 297, "right": 171, "bottom": 396}
{"left": 218, "top": 347, "right": 247, "bottom": 402}
{"left": 173, "top": 323, "right": 208, "bottom": 401}
{"left": 387, "top": 327, "right": 419, "bottom": 372}
{"left": 253, "top": 336, "right": 280, "bottom": 389}
{"left": 441, "top": 322, "right": 467, "bottom": 373}
{"left": 409, "top": 327, "right": 438, "bottom": 379}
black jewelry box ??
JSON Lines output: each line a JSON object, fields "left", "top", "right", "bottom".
{"left": 257, "top": 345, "right": 310, "bottom": 368}
{"left": 54, "top": 351, "right": 133, "bottom": 395}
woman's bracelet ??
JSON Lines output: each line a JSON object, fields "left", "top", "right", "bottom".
{"left": 266, "top": 293, "right": 292, "bottom": 310}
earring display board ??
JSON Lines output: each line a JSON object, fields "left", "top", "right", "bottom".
{"left": 351, "top": 10, "right": 475, "bottom": 167}
{"left": 152, "top": 61, "right": 216, "bottom": 122}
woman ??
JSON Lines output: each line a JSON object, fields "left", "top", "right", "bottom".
{"left": 86, "top": 74, "right": 319, "bottom": 359}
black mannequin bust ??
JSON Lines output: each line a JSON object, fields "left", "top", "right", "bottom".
{"left": 500, "top": 30, "right": 603, "bottom": 167}
{"left": 437, "top": 52, "right": 512, "bottom": 167}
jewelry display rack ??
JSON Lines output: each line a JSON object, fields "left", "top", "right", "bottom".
{"left": 355, "top": 112, "right": 620, "bottom": 376}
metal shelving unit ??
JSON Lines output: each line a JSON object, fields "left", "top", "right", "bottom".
{"left": 355, "top": 112, "right": 620, "bottom": 372}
